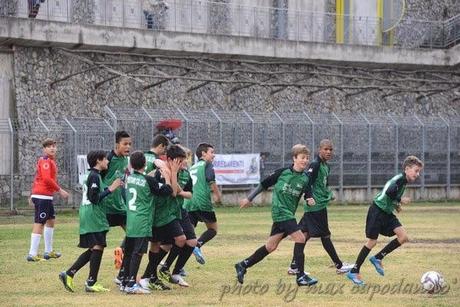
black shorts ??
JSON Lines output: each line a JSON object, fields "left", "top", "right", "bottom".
{"left": 180, "top": 209, "right": 196, "bottom": 240}
{"left": 124, "top": 237, "right": 149, "bottom": 255}
{"left": 151, "top": 219, "right": 184, "bottom": 244}
{"left": 188, "top": 210, "right": 217, "bottom": 227}
{"left": 270, "top": 219, "right": 300, "bottom": 237}
{"left": 298, "top": 208, "right": 331, "bottom": 237}
{"left": 78, "top": 231, "right": 107, "bottom": 248}
{"left": 32, "top": 197, "right": 55, "bottom": 224}
{"left": 106, "top": 213, "right": 126, "bottom": 227}
{"left": 365, "top": 203, "right": 402, "bottom": 240}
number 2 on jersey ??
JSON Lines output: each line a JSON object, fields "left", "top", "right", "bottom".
{"left": 128, "top": 187, "right": 137, "bottom": 211}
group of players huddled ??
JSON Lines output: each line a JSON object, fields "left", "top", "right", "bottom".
{"left": 27, "top": 131, "right": 423, "bottom": 294}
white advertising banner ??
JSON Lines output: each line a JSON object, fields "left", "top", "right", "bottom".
{"left": 77, "top": 155, "right": 90, "bottom": 185}
{"left": 213, "top": 154, "right": 260, "bottom": 185}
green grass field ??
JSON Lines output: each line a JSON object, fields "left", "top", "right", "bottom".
{"left": 1, "top": 203, "right": 459, "bottom": 306}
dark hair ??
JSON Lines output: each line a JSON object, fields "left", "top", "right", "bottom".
{"left": 130, "top": 151, "right": 146, "bottom": 170}
{"left": 152, "top": 134, "right": 170, "bottom": 148}
{"left": 42, "top": 138, "right": 56, "bottom": 148}
{"left": 167, "top": 144, "right": 186, "bottom": 160}
{"left": 115, "top": 131, "right": 131, "bottom": 144}
{"left": 196, "top": 143, "right": 213, "bottom": 159}
{"left": 87, "top": 150, "right": 107, "bottom": 168}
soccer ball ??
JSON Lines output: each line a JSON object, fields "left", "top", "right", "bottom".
{"left": 420, "top": 271, "right": 445, "bottom": 294}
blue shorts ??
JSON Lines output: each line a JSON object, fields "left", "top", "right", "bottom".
{"left": 32, "top": 197, "right": 55, "bottom": 224}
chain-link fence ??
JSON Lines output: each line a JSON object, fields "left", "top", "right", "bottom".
{"left": 1, "top": 109, "right": 460, "bottom": 209}
{"left": 3, "top": 0, "right": 458, "bottom": 49}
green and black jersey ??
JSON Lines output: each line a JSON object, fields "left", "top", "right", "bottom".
{"left": 101, "top": 150, "right": 129, "bottom": 215}
{"left": 178, "top": 169, "right": 193, "bottom": 213}
{"left": 79, "top": 169, "right": 111, "bottom": 235}
{"left": 152, "top": 169, "right": 180, "bottom": 227}
{"left": 184, "top": 159, "right": 215, "bottom": 212}
{"left": 144, "top": 150, "right": 159, "bottom": 175}
{"left": 259, "top": 166, "right": 311, "bottom": 223}
{"left": 303, "top": 155, "right": 333, "bottom": 213}
{"left": 374, "top": 173, "right": 408, "bottom": 214}
{"left": 126, "top": 171, "right": 173, "bottom": 237}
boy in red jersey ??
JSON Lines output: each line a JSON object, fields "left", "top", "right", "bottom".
{"left": 27, "top": 138, "right": 69, "bottom": 262}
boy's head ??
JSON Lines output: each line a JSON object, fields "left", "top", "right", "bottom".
{"left": 403, "top": 155, "right": 424, "bottom": 183}
{"left": 291, "top": 144, "right": 310, "bottom": 171}
{"left": 42, "top": 138, "right": 57, "bottom": 157}
{"left": 115, "top": 131, "right": 132, "bottom": 157}
{"left": 151, "top": 134, "right": 170, "bottom": 155}
{"left": 196, "top": 143, "right": 215, "bottom": 162}
{"left": 318, "top": 139, "right": 333, "bottom": 161}
{"left": 130, "top": 151, "right": 146, "bottom": 171}
{"left": 167, "top": 144, "right": 187, "bottom": 162}
{"left": 87, "top": 150, "right": 109, "bottom": 170}
{"left": 178, "top": 145, "right": 193, "bottom": 169}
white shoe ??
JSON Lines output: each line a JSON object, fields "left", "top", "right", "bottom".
{"left": 125, "top": 283, "right": 151, "bottom": 294}
{"left": 114, "top": 276, "right": 122, "bottom": 285}
{"left": 170, "top": 274, "right": 189, "bottom": 287}
{"left": 336, "top": 262, "right": 354, "bottom": 274}
{"left": 138, "top": 278, "right": 151, "bottom": 290}
{"left": 287, "top": 267, "right": 310, "bottom": 275}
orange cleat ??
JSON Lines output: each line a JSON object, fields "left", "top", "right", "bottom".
{"left": 114, "top": 247, "right": 124, "bottom": 269}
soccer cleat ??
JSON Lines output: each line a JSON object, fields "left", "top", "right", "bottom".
{"left": 114, "top": 247, "right": 124, "bottom": 269}
{"left": 113, "top": 276, "right": 122, "bottom": 285}
{"left": 192, "top": 246, "right": 206, "bottom": 265}
{"left": 138, "top": 278, "right": 151, "bottom": 291}
{"left": 27, "top": 254, "right": 44, "bottom": 262}
{"left": 170, "top": 274, "right": 190, "bottom": 287}
{"left": 296, "top": 274, "right": 318, "bottom": 287}
{"left": 235, "top": 262, "right": 247, "bottom": 284}
{"left": 369, "top": 256, "right": 384, "bottom": 276}
{"left": 85, "top": 282, "right": 110, "bottom": 292}
{"left": 346, "top": 272, "right": 365, "bottom": 286}
{"left": 149, "top": 278, "right": 171, "bottom": 291}
{"left": 336, "top": 262, "right": 355, "bottom": 274}
{"left": 178, "top": 267, "right": 187, "bottom": 277}
{"left": 158, "top": 266, "right": 172, "bottom": 283}
{"left": 287, "top": 267, "right": 310, "bottom": 276}
{"left": 44, "top": 251, "right": 61, "bottom": 260}
{"left": 124, "top": 284, "right": 151, "bottom": 294}
{"left": 59, "top": 271, "right": 75, "bottom": 292}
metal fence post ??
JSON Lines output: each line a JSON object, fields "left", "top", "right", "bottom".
{"left": 388, "top": 115, "right": 399, "bottom": 175}
{"left": 243, "top": 110, "right": 254, "bottom": 153}
{"left": 176, "top": 107, "right": 189, "bottom": 148}
{"left": 274, "top": 111, "right": 285, "bottom": 167}
{"left": 211, "top": 109, "right": 223, "bottom": 153}
{"left": 104, "top": 106, "right": 118, "bottom": 132}
{"left": 362, "top": 113, "right": 372, "bottom": 201}
{"left": 8, "top": 118, "right": 14, "bottom": 211}
{"left": 414, "top": 115, "right": 425, "bottom": 198}
{"left": 439, "top": 115, "right": 451, "bottom": 198}
{"left": 333, "top": 113, "right": 343, "bottom": 202}
{"left": 64, "top": 118, "right": 77, "bottom": 192}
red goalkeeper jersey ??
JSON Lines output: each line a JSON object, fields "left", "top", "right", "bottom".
{"left": 31, "top": 155, "right": 60, "bottom": 199}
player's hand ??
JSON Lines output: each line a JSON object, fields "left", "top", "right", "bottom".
{"left": 239, "top": 198, "right": 251, "bottom": 209}
{"left": 109, "top": 178, "right": 123, "bottom": 192}
{"left": 213, "top": 195, "right": 222, "bottom": 206}
{"left": 28, "top": 196, "right": 34, "bottom": 207}
{"left": 160, "top": 167, "right": 171, "bottom": 181}
{"left": 395, "top": 205, "right": 402, "bottom": 213}
{"left": 400, "top": 196, "right": 411, "bottom": 205}
{"left": 154, "top": 159, "right": 167, "bottom": 170}
{"left": 306, "top": 198, "right": 315, "bottom": 206}
{"left": 59, "top": 188, "right": 69, "bottom": 199}
{"left": 169, "top": 158, "right": 181, "bottom": 174}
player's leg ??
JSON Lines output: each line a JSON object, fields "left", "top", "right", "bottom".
{"left": 85, "top": 245, "right": 109, "bottom": 292}
{"left": 27, "top": 198, "right": 47, "bottom": 261}
{"left": 290, "top": 230, "right": 317, "bottom": 286}
{"left": 43, "top": 202, "right": 61, "bottom": 259}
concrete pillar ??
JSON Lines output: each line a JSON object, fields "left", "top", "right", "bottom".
{"left": 0, "top": 52, "right": 13, "bottom": 175}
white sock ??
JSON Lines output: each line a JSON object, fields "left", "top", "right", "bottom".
{"left": 29, "top": 233, "right": 41, "bottom": 256}
{"left": 44, "top": 226, "right": 54, "bottom": 253}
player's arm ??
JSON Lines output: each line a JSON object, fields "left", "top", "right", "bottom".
{"left": 39, "top": 160, "right": 60, "bottom": 192}
{"left": 239, "top": 167, "right": 286, "bottom": 208}
{"left": 87, "top": 172, "right": 121, "bottom": 204}
{"left": 146, "top": 173, "right": 173, "bottom": 196}
{"left": 178, "top": 177, "right": 193, "bottom": 199}
{"left": 205, "top": 162, "right": 222, "bottom": 205}
{"left": 303, "top": 176, "right": 315, "bottom": 206}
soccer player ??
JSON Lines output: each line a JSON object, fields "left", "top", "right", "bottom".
{"left": 101, "top": 131, "right": 131, "bottom": 277}
{"left": 288, "top": 139, "right": 354, "bottom": 275}
{"left": 184, "top": 143, "right": 222, "bottom": 265}
{"left": 144, "top": 134, "right": 170, "bottom": 174}
{"left": 27, "top": 138, "right": 69, "bottom": 262}
{"left": 121, "top": 151, "right": 174, "bottom": 294}
{"left": 346, "top": 156, "right": 424, "bottom": 286}
{"left": 235, "top": 144, "right": 318, "bottom": 287}
{"left": 159, "top": 146, "right": 197, "bottom": 287}
{"left": 59, "top": 150, "right": 123, "bottom": 292}
{"left": 138, "top": 145, "right": 184, "bottom": 291}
